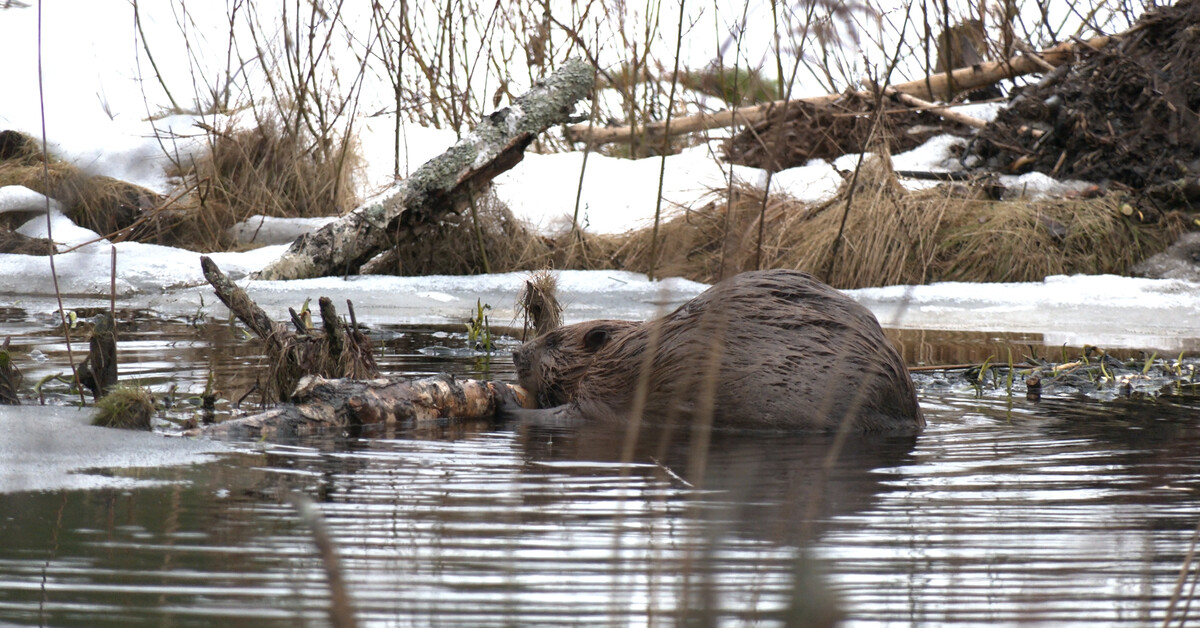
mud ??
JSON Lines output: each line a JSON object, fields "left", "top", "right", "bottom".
{"left": 974, "top": 0, "right": 1200, "bottom": 199}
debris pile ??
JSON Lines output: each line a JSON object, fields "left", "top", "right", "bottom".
{"left": 974, "top": 0, "right": 1200, "bottom": 203}
{"left": 724, "top": 96, "right": 969, "bottom": 172}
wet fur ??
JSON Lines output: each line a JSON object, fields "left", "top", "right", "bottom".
{"left": 510, "top": 270, "right": 924, "bottom": 432}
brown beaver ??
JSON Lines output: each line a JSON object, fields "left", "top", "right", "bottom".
{"left": 503, "top": 269, "right": 924, "bottom": 432}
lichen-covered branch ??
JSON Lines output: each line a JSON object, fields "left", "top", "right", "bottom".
{"left": 255, "top": 57, "right": 595, "bottom": 280}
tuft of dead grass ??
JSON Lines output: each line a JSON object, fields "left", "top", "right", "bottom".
{"left": 517, "top": 270, "right": 563, "bottom": 340}
{"left": 609, "top": 155, "right": 1187, "bottom": 288}
{"left": 166, "top": 116, "right": 362, "bottom": 251}
{"left": 93, "top": 385, "right": 156, "bottom": 431}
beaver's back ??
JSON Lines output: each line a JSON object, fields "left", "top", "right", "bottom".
{"left": 569, "top": 270, "right": 923, "bottom": 431}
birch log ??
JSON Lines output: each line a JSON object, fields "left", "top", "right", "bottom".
{"left": 255, "top": 57, "right": 596, "bottom": 281}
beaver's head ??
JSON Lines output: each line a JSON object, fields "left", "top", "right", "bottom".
{"left": 513, "top": 320, "right": 640, "bottom": 408}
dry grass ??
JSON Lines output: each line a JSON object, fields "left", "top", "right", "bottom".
{"left": 166, "top": 116, "right": 361, "bottom": 251}
{"left": 92, "top": 385, "right": 156, "bottom": 430}
{"left": 516, "top": 270, "right": 563, "bottom": 340}
{"left": 0, "top": 122, "right": 361, "bottom": 253}
{"left": 607, "top": 156, "right": 1187, "bottom": 288}
{"left": 0, "top": 134, "right": 160, "bottom": 242}
{"left": 353, "top": 152, "right": 1185, "bottom": 287}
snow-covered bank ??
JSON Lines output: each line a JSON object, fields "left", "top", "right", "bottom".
{"left": 2, "top": 131, "right": 1195, "bottom": 351}
{"left": 4, "top": 219, "right": 1199, "bottom": 352}
{"left": 851, "top": 275, "right": 1200, "bottom": 352}
{"left": 2, "top": 185, "right": 1198, "bottom": 351}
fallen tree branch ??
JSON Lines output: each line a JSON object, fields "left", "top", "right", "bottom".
{"left": 186, "top": 375, "right": 533, "bottom": 440}
{"left": 566, "top": 35, "right": 1111, "bottom": 146}
{"left": 255, "top": 57, "right": 596, "bottom": 280}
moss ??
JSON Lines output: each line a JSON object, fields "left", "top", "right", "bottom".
{"left": 92, "top": 385, "right": 156, "bottom": 431}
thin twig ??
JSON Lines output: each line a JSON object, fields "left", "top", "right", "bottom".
{"left": 1163, "top": 516, "right": 1200, "bottom": 628}
{"left": 288, "top": 494, "right": 357, "bottom": 628}
{"left": 37, "top": 0, "right": 85, "bottom": 404}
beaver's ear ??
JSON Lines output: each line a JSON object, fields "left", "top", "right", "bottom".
{"left": 583, "top": 328, "right": 610, "bottom": 351}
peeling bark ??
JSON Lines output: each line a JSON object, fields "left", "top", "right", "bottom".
{"left": 187, "top": 375, "right": 533, "bottom": 440}
{"left": 255, "top": 57, "right": 595, "bottom": 280}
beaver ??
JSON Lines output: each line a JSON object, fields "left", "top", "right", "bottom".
{"left": 503, "top": 269, "right": 924, "bottom": 432}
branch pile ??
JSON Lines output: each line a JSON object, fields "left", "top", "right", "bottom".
{"left": 723, "top": 96, "right": 970, "bottom": 172}
{"left": 974, "top": 0, "right": 1200, "bottom": 199}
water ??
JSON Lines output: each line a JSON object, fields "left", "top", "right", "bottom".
{"left": 1, "top": 315, "right": 1199, "bottom": 626}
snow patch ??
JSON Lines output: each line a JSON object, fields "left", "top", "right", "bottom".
{"left": 229, "top": 216, "right": 337, "bottom": 247}
{"left": 0, "top": 186, "right": 60, "bottom": 214}
{"left": 18, "top": 209, "right": 102, "bottom": 248}
{"left": 850, "top": 274, "right": 1200, "bottom": 351}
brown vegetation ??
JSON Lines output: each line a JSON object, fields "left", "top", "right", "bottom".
{"left": 609, "top": 157, "right": 1186, "bottom": 288}
{"left": 0, "top": 130, "right": 163, "bottom": 241}
{"left": 166, "top": 117, "right": 361, "bottom": 250}
{"left": 324, "top": 150, "right": 1184, "bottom": 289}
{"left": 0, "top": 123, "right": 359, "bottom": 253}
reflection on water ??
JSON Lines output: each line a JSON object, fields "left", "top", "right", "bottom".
{"left": 0, "top": 316, "right": 1198, "bottom": 626}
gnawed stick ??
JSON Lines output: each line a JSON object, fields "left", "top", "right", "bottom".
{"left": 185, "top": 375, "right": 534, "bottom": 440}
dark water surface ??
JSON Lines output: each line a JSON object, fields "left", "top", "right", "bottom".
{"left": 1, "top": 314, "right": 1199, "bottom": 626}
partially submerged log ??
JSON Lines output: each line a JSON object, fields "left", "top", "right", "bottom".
{"left": 201, "top": 256, "right": 378, "bottom": 402}
{"left": 566, "top": 35, "right": 1111, "bottom": 146}
{"left": 198, "top": 255, "right": 534, "bottom": 438}
{"left": 255, "top": 57, "right": 596, "bottom": 281}
{"left": 187, "top": 375, "right": 533, "bottom": 440}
